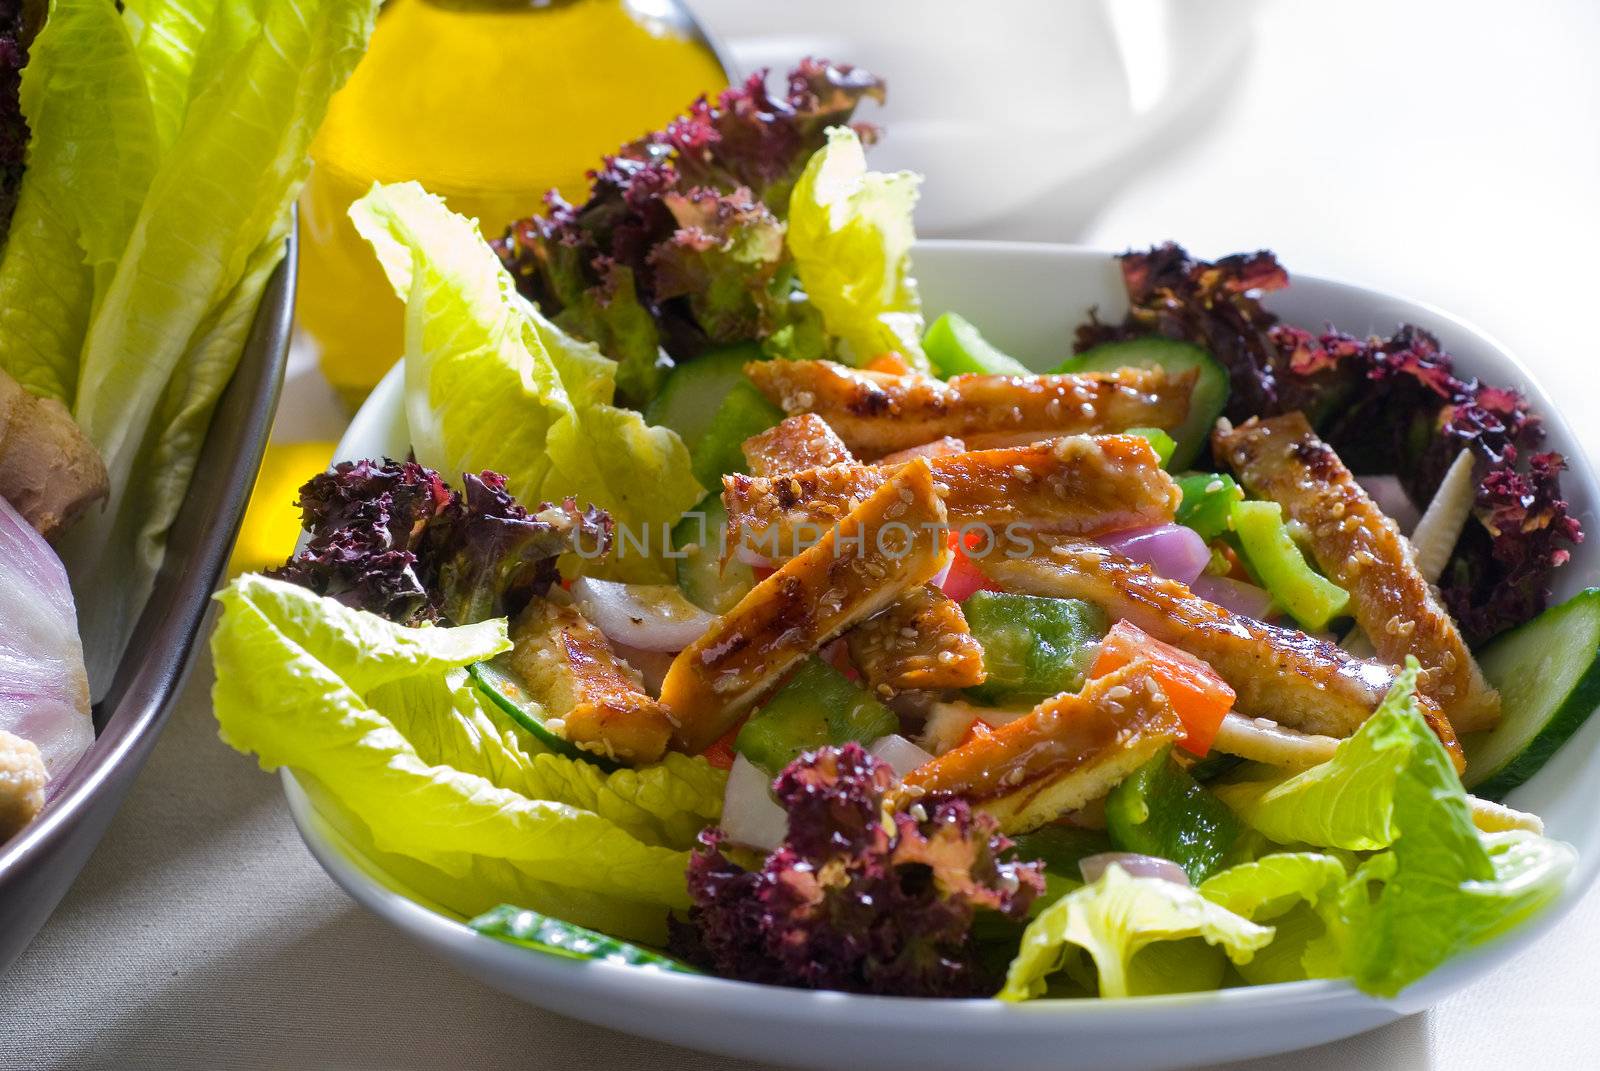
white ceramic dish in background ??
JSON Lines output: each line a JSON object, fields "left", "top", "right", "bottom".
{"left": 292, "top": 241, "right": 1600, "bottom": 1071}
{"left": 690, "top": 0, "right": 1256, "bottom": 240}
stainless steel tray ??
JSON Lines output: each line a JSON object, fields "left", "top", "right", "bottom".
{"left": 0, "top": 229, "right": 294, "bottom": 969}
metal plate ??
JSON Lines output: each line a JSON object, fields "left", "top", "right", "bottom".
{"left": 0, "top": 228, "right": 294, "bottom": 969}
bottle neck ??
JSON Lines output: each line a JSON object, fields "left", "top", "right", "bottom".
{"left": 420, "top": 0, "right": 586, "bottom": 12}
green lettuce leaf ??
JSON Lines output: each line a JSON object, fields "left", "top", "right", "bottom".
{"left": 998, "top": 864, "right": 1273, "bottom": 1000}
{"left": 1198, "top": 853, "right": 1348, "bottom": 984}
{"left": 0, "top": 0, "right": 158, "bottom": 404}
{"left": 786, "top": 126, "right": 927, "bottom": 369}
{"left": 350, "top": 181, "right": 705, "bottom": 583}
{"left": 123, "top": 0, "right": 221, "bottom": 151}
{"left": 1216, "top": 659, "right": 1576, "bottom": 995}
{"left": 1214, "top": 681, "right": 1420, "bottom": 851}
{"left": 0, "top": 0, "right": 382, "bottom": 693}
{"left": 211, "top": 575, "right": 725, "bottom": 942}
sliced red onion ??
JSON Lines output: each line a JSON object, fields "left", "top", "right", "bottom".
{"left": 1191, "top": 574, "right": 1275, "bottom": 621}
{"left": 927, "top": 548, "right": 954, "bottom": 591}
{"left": 0, "top": 494, "right": 92, "bottom": 781}
{"left": 1355, "top": 475, "right": 1421, "bottom": 534}
{"left": 868, "top": 733, "right": 934, "bottom": 776}
{"left": 1098, "top": 524, "right": 1210, "bottom": 586}
{"left": 1079, "top": 852, "right": 1190, "bottom": 887}
{"left": 569, "top": 577, "right": 715, "bottom": 652}
{"left": 720, "top": 754, "right": 788, "bottom": 851}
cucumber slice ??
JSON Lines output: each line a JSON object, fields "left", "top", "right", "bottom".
{"left": 468, "top": 659, "right": 619, "bottom": 771}
{"left": 469, "top": 905, "right": 699, "bottom": 973}
{"left": 672, "top": 492, "right": 756, "bottom": 614}
{"left": 734, "top": 657, "right": 899, "bottom": 774}
{"left": 1052, "top": 338, "right": 1229, "bottom": 470}
{"left": 690, "top": 381, "right": 784, "bottom": 491}
{"left": 923, "top": 312, "right": 1033, "bottom": 377}
{"left": 643, "top": 342, "right": 765, "bottom": 451}
{"left": 1464, "top": 588, "right": 1600, "bottom": 798}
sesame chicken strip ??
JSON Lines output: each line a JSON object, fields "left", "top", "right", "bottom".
{"left": 743, "top": 359, "right": 1195, "bottom": 458}
{"left": 508, "top": 597, "right": 676, "bottom": 765}
{"left": 847, "top": 584, "right": 987, "bottom": 697}
{"left": 723, "top": 435, "right": 1179, "bottom": 564}
{"left": 662, "top": 459, "right": 949, "bottom": 754}
{"left": 740, "top": 417, "right": 985, "bottom": 698}
{"left": 741, "top": 414, "right": 855, "bottom": 477}
{"left": 1214, "top": 413, "right": 1499, "bottom": 733}
{"left": 979, "top": 543, "right": 1466, "bottom": 771}
{"left": 889, "top": 662, "right": 1184, "bottom": 834}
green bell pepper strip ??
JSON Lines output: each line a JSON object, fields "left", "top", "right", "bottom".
{"left": 922, "top": 311, "right": 1032, "bottom": 377}
{"left": 963, "top": 592, "right": 1109, "bottom": 706}
{"left": 1230, "top": 499, "right": 1349, "bottom": 631}
{"left": 1176, "top": 473, "right": 1244, "bottom": 541}
{"left": 1105, "top": 746, "right": 1245, "bottom": 884}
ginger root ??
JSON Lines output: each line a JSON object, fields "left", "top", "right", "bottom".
{"left": 0, "top": 367, "right": 108, "bottom": 538}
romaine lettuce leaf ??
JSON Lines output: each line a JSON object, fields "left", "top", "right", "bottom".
{"left": 1217, "top": 660, "right": 1576, "bottom": 995}
{"left": 350, "top": 181, "right": 705, "bottom": 583}
{"left": 786, "top": 126, "right": 927, "bottom": 369}
{"left": 1198, "top": 853, "right": 1348, "bottom": 984}
{"left": 211, "top": 575, "right": 725, "bottom": 942}
{"left": 0, "top": 0, "right": 157, "bottom": 404}
{"left": 998, "top": 864, "right": 1273, "bottom": 1000}
{"left": 1, "top": 0, "right": 382, "bottom": 694}
{"left": 1214, "top": 680, "right": 1419, "bottom": 850}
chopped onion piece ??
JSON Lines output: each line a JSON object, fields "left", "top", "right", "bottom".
{"left": 0, "top": 494, "right": 92, "bottom": 784}
{"left": 1079, "top": 852, "right": 1190, "bottom": 887}
{"left": 720, "top": 755, "right": 788, "bottom": 851}
{"left": 1099, "top": 524, "right": 1210, "bottom": 587}
{"left": 1191, "top": 574, "right": 1275, "bottom": 621}
{"left": 570, "top": 577, "right": 716, "bottom": 652}
{"left": 610, "top": 642, "right": 675, "bottom": 695}
{"left": 868, "top": 733, "right": 934, "bottom": 776}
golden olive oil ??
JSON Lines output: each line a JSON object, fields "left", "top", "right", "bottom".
{"left": 297, "top": 0, "right": 727, "bottom": 404}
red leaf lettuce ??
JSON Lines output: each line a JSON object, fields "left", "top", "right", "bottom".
{"left": 270, "top": 458, "right": 612, "bottom": 626}
{"left": 493, "top": 59, "right": 884, "bottom": 406}
{"left": 673, "top": 743, "right": 1044, "bottom": 997}
{"left": 1080, "top": 244, "right": 1581, "bottom": 642}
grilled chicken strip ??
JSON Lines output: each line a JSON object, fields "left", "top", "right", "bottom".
{"left": 723, "top": 435, "right": 1179, "bottom": 563}
{"left": 508, "top": 597, "right": 676, "bottom": 764}
{"left": 661, "top": 459, "right": 948, "bottom": 754}
{"left": 847, "top": 584, "right": 986, "bottom": 697}
{"left": 1214, "top": 413, "right": 1500, "bottom": 733}
{"left": 890, "top": 662, "right": 1184, "bottom": 834}
{"left": 742, "top": 418, "right": 985, "bottom": 698}
{"left": 744, "top": 359, "right": 1195, "bottom": 457}
{"left": 741, "top": 413, "right": 855, "bottom": 477}
{"left": 979, "top": 543, "right": 1466, "bottom": 769}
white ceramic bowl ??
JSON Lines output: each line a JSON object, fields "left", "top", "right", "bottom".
{"left": 294, "top": 241, "right": 1600, "bottom": 1071}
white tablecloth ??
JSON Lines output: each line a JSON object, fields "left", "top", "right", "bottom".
{"left": 5, "top": 1, "right": 1599, "bottom": 1067}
